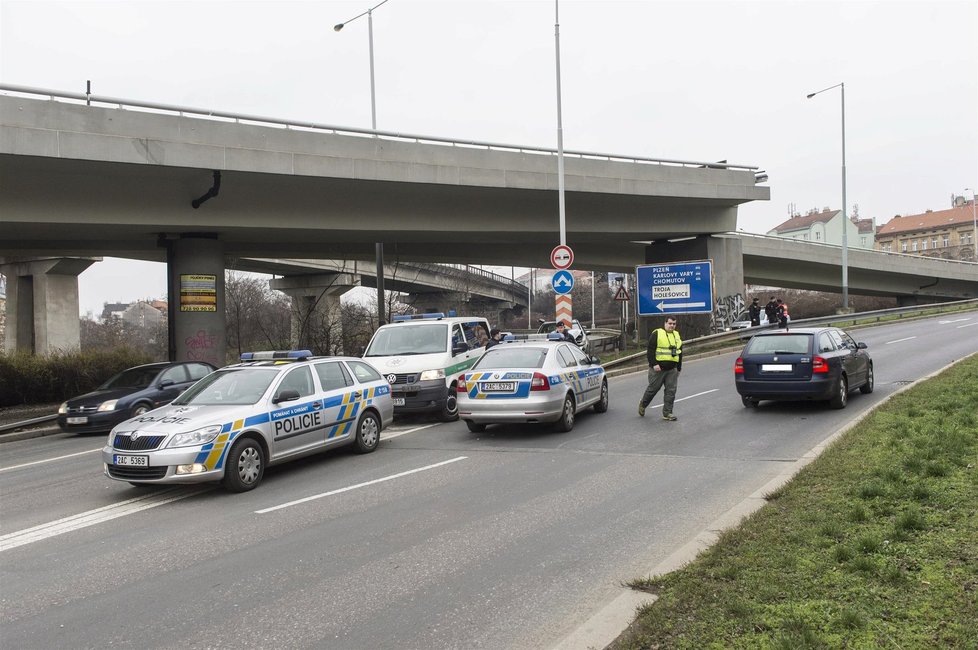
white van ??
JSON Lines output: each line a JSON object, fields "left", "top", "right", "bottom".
{"left": 363, "top": 314, "right": 492, "bottom": 421}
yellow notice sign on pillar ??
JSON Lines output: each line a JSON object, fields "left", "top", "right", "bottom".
{"left": 180, "top": 274, "right": 217, "bottom": 312}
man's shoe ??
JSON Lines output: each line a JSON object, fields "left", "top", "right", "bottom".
{"left": 638, "top": 403, "right": 646, "bottom": 417}
{"left": 662, "top": 413, "right": 677, "bottom": 421}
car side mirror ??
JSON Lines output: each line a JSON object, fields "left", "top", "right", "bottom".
{"left": 158, "top": 379, "right": 175, "bottom": 388}
{"left": 273, "top": 389, "right": 301, "bottom": 403}
{"left": 589, "top": 355, "right": 601, "bottom": 365}
{"left": 857, "top": 342, "right": 868, "bottom": 349}
{"left": 452, "top": 343, "right": 468, "bottom": 356}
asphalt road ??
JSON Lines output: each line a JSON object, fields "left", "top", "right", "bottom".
{"left": 1, "top": 314, "right": 975, "bottom": 650}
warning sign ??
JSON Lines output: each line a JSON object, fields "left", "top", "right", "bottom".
{"left": 613, "top": 285, "right": 630, "bottom": 302}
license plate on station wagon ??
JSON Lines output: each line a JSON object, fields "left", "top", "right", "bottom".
{"left": 761, "top": 364, "right": 793, "bottom": 372}
{"left": 113, "top": 454, "right": 148, "bottom": 467}
{"left": 481, "top": 382, "right": 516, "bottom": 392}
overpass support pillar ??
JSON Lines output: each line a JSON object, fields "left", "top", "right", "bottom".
{"left": 641, "top": 234, "right": 745, "bottom": 339}
{"left": 270, "top": 273, "right": 359, "bottom": 355}
{"left": 1, "top": 257, "right": 96, "bottom": 354}
{"left": 164, "top": 235, "right": 226, "bottom": 366}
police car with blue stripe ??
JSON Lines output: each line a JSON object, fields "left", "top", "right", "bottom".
{"left": 456, "top": 334, "right": 608, "bottom": 433}
{"left": 101, "top": 351, "right": 394, "bottom": 492}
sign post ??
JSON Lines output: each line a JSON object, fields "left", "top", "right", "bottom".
{"left": 635, "top": 260, "right": 714, "bottom": 317}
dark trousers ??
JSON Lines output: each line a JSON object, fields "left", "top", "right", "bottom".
{"left": 640, "top": 366, "right": 679, "bottom": 416}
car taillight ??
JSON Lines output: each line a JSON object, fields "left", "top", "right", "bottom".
{"left": 812, "top": 356, "right": 829, "bottom": 373}
{"left": 456, "top": 374, "right": 468, "bottom": 392}
{"left": 530, "top": 372, "right": 550, "bottom": 391}
{"left": 734, "top": 358, "right": 744, "bottom": 374}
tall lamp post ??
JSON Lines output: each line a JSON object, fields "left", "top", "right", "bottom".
{"left": 807, "top": 82, "right": 849, "bottom": 311}
{"left": 335, "top": 0, "right": 391, "bottom": 324}
{"left": 965, "top": 188, "right": 978, "bottom": 259}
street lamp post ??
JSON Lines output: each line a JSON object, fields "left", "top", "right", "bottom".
{"left": 965, "top": 188, "right": 978, "bottom": 259}
{"left": 807, "top": 82, "right": 849, "bottom": 311}
{"left": 335, "top": 0, "right": 391, "bottom": 324}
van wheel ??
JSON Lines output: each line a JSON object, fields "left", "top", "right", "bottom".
{"left": 353, "top": 412, "right": 381, "bottom": 453}
{"left": 439, "top": 385, "right": 459, "bottom": 422}
{"left": 829, "top": 375, "right": 848, "bottom": 410}
{"left": 593, "top": 380, "right": 609, "bottom": 413}
{"left": 223, "top": 437, "right": 265, "bottom": 492}
{"left": 553, "top": 394, "right": 576, "bottom": 432}
{"left": 465, "top": 420, "right": 486, "bottom": 433}
{"left": 859, "top": 363, "right": 874, "bottom": 394}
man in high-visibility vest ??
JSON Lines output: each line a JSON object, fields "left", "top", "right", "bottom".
{"left": 638, "top": 316, "right": 683, "bottom": 421}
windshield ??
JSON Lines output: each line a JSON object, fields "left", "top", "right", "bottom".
{"left": 746, "top": 334, "right": 812, "bottom": 355}
{"left": 473, "top": 347, "right": 548, "bottom": 370}
{"left": 364, "top": 324, "right": 448, "bottom": 356}
{"left": 172, "top": 368, "right": 277, "bottom": 406}
{"left": 99, "top": 366, "right": 161, "bottom": 390}
{"left": 538, "top": 321, "right": 581, "bottom": 334}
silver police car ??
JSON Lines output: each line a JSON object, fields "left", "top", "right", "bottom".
{"left": 456, "top": 336, "right": 608, "bottom": 433}
{"left": 101, "top": 351, "right": 394, "bottom": 492}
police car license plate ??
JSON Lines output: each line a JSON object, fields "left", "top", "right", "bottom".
{"left": 392, "top": 397, "right": 406, "bottom": 406}
{"left": 67, "top": 417, "right": 88, "bottom": 424}
{"left": 114, "top": 454, "right": 148, "bottom": 467}
{"left": 481, "top": 382, "right": 516, "bottom": 392}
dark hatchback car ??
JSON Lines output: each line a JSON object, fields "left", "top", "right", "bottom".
{"left": 58, "top": 361, "right": 216, "bottom": 433}
{"left": 734, "top": 327, "right": 873, "bottom": 409}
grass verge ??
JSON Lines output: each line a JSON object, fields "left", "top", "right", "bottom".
{"left": 610, "top": 354, "right": 978, "bottom": 649}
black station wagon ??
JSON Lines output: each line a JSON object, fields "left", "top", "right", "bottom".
{"left": 734, "top": 327, "right": 873, "bottom": 409}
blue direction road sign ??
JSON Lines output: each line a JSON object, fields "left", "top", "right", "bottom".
{"left": 551, "top": 270, "right": 575, "bottom": 295}
{"left": 636, "top": 260, "right": 714, "bottom": 316}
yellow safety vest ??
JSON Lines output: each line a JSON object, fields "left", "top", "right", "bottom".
{"left": 654, "top": 329, "right": 682, "bottom": 363}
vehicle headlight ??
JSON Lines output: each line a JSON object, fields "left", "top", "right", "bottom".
{"left": 97, "top": 399, "right": 119, "bottom": 412}
{"left": 58, "top": 402, "right": 68, "bottom": 414}
{"left": 419, "top": 369, "right": 445, "bottom": 381}
{"left": 166, "top": 425, "right": 224, "bottom": 448}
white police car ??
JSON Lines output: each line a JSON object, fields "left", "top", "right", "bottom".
{"left": 101, "top": 351, "right": 394, "bottom": 492}
{"left": 456, "top": 335, "right": 608, "bottom": 433}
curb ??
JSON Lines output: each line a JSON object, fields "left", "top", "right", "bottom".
{"left": 550, "top": 350, "right": 977, "bottom": 650}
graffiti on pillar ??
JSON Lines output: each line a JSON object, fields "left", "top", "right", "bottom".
{"left": 185, "top": 329, "right": 219, "bottom": 364}
{"left": 711, "top": 293, "right": 745, "bottom": 333}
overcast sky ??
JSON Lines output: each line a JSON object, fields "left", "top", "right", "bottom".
{"left": 2, "top": 0, "right": 976, "bottom": 316}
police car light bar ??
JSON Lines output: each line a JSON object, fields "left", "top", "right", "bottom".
{"left": 501, "top": 333, "right": 556, "bottom": 343}
{"left": 391, "top": 313, "right": 445, "bottom": 322}
{"left": 240, "top": 350, "right": 313, "bottom": 360}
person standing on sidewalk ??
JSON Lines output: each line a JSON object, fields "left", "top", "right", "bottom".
{"left": 638, "top": 316, "right": 683, "bottom": 421}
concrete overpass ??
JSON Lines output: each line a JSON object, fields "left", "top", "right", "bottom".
{"left": 1, "top": 86, "right": 769, "bottom": 362}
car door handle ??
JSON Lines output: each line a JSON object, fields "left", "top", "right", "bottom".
{"left": 351, "top": 391, "right": 362, "bottom": 400}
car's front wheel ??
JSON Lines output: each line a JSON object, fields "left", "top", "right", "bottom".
{"left": 553, "top": 394, "right": 576, "bottom": 432}
{"left": 223, "top": 437, "right": 265, "bottom": 492}
{"left": 859, "top": 363, "right": 874, "bottom": 394}
{"left": 829, "top": 375, "right": 849, "bottom": 409}
{"left": 353, "top": 411, "right": 381, "bottom": 453}
{"left": 130, "top": 403, "right": 152, "bottom": 418}
{"left": 593, "top": 380, "right": 609, "bottom": 413}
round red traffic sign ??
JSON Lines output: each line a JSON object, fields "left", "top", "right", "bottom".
{"left": 550, "top": 244, "right": 574, "bottom": 270}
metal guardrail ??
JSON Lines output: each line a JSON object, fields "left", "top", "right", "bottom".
{"left": 0, "top": 414, "right": 57, "bottom": 434}
{"left": 602, "top": 298, "right": 978, "bottom": 370}
{"left": 0, "top": 84, "right": 759, "bottom": 172}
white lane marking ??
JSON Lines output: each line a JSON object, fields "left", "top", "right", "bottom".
{"left": 256, "top": 456, "right": 468, "bottom": 514}
{"left": 0, "top": 448, "right": 100, "bottom": 473}
{"left": 885, "top": 336, "right": 917, "bottom": 345}
{"left": 957, "top": 322, "right": 978, "bottom": 328}
{"left": 382, "top": 423, "right": 439, "bottom": 440}
{"left": 0, "top": 488, "right": 204, "bottom": 552}
{"left": 939, "top": 318, "right": 971, "bottom": 324}
{"left": 646, "top": 388, "right": 719, "bottom": 409}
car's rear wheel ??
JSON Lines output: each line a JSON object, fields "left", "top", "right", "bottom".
{"left": 553, "top": 394, "right": 576, "bottom": 432}
{"left": 465, "top": 420, "right": 486, "bottom": 433}
{"left": 741, "top": 395, "right": 759, "bottom": 408}
{"left": 439, "top": 384, "right": 459, "bottom": 422}
{"left": 859, "top": 363, "right": 874, "bottom": 394}
{"left": 223, "top": 437, "right": 265, "bottom": 492}
{"left": 829, "top": 375, "right": 848, "bottom": 409}
{"left": 593, "top": 380, "right": 609, "bottom": 413}
{"left": 353, "top": 411, "right": 381, "bottom": 453}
